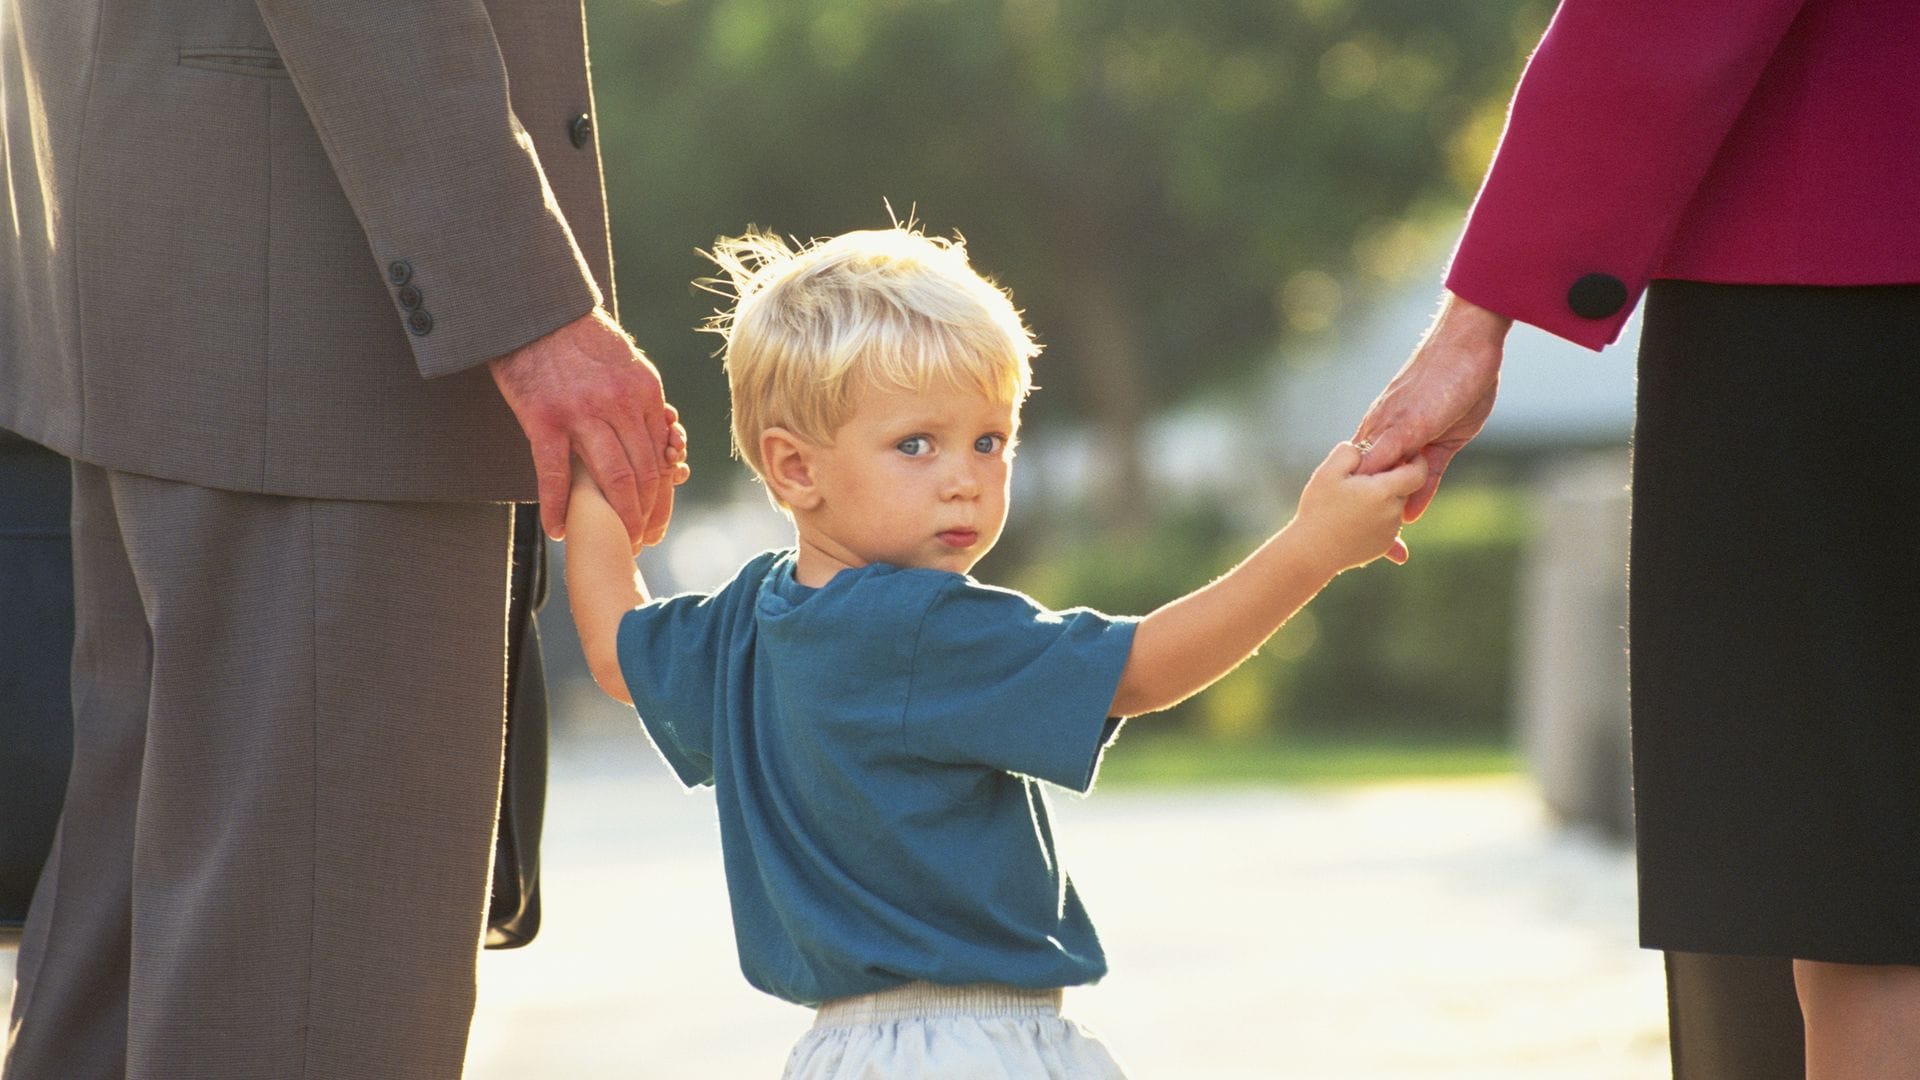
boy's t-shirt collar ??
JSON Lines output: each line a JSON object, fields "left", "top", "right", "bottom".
{"left": 761, "top": 551, "right": 970, "bottom": 613}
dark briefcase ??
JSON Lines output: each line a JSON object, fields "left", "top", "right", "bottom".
{"left": 487, "top": 503, "right": 550, "bottom": 949}
{"left": 0, "top": 434, "right": 75, "bottom": 945}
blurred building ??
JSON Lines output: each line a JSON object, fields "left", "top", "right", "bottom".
{"left": 1264, "top": 277, "right": 1638, "bottom": 464}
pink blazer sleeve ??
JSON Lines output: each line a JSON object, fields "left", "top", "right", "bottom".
{"left": 1445, "top": 0, "right": 1807, "bottom": 350}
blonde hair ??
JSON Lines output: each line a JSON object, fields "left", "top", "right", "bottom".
{"left": 703, "top": 226, "right": 1038, "bottom": 491}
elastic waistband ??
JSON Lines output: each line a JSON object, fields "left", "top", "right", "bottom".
{"left": 812, "top": 982, "right": 1065, "bottom": 1029}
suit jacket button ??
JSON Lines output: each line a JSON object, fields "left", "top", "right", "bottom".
{"left": 407, "top": 308, "right": 434, "bottom": 336}
{"left": 568, "top": 112, "right": 592, "bottom": 149}
{"left": 1567, "top": 273, "right": 1628, "bottom": 319}
{"left": 388, "top": 259, "right": 413, "bottom": 286}
{"left": 397, "top": 284, "right": 423, "bottom": 311}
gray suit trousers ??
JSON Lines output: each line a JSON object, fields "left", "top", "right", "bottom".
{"left": 5, "top": 464, "right": 513, "bottom": 1079}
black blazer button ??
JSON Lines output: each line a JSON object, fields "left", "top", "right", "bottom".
{"left": 388, "top": 259, "right": 413, "bottom": 286}
{"left": 568, "top": 112, "right": 592, "bottom": 149}
{"left": 407, "top": 308, "right": 434, "bottom": 336}
{"left": 397, "top": 284, "right": 423, "bottom": 311}
{"left": 1567, "top": 273, "right": 1628, "bottom": 319}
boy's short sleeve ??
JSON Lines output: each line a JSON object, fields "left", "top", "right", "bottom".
{"left": 902, "top": 577, "right": 1138, "bottom": 793}
{"left": 618, "top": 596, "right": 723, "bottom": 787}
{"left": 616, "top": 552, "right": 780, "bottom": 788}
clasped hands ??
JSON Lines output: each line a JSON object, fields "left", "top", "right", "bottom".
{"left": 1350, "top": 291, "right": 1511, "bottom": 565}
{"left": 489, "top": 307, "right": 690, "bottom": 552}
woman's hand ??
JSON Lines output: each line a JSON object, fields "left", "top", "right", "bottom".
{"left": 1352, "top": 291, "right": 1511, "bottom": 532}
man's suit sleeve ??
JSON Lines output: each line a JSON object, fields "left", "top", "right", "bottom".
{"left": 253, "top": 1, "right": 603, "bottom": 378}
{"left": 1445, "top": 0, "right": 1806, "bottom": 350}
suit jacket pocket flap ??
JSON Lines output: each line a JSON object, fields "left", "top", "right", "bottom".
{"left": 179, "top": 47, "right": 289, "bottom": 79}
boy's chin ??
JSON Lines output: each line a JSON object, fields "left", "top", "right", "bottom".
{"left": 937, "top": 550, "right": 992, "bottom": 576}
{"left": 897, "top": 548, "right": 988, "bottom": 576}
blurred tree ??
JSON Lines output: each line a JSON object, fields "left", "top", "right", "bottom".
{"left": 584, "top": 0, "right": 1550, "bottom": 515}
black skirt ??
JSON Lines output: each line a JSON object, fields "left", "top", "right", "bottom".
{"left": 1630, "top": 280, "right": 1920, "bottom": 963}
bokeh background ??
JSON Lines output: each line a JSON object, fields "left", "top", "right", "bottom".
{"left": 483, "top": 1, "right": 1662, "bottom": 1074}
{"left": 5, "top": 1, "right": 1671, "bottom": 1075}
{"left": 565, "top": 0, "right": 1635, "bottom": 794}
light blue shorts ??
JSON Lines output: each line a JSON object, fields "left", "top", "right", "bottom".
{"left": 783, "top": 982, "right": 1127, "bottom": 1079}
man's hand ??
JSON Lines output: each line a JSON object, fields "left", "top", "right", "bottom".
{"left": 489, "top": 308, "right": 683, "bottom": 549}
{"left": 1352, "top": 291, "right": 1510, "bottom": 545}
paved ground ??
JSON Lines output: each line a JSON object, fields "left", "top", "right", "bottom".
{"left": 2, "top": 726, "right": 1670, "bottom": 1078}
{"left": 465, "top": 723, "right": 1669, "bottom": 1079}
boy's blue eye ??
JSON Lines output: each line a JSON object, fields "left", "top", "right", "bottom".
{"left": 974, "top": 434, "right": 1004, "bottom": 454}
{"left": 897, "top": 436, "right": 931, "bottom": 456}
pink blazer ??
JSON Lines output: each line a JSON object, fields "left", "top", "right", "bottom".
{"left": 1446, "top": 0, "right": 1920, "bottom": 350}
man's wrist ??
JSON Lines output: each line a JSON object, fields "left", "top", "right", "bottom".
{"left": 489, "top": 306, "right": 609, "bottom": 373}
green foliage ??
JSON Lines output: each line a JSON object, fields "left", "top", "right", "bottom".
{"left": 581, "top": 0, "right": 1551, "bottom": 499}
{"left": 1093, "top": 731, "right": 1517, "bottom": 787}
{"left": 1007, "top": 481, "right": 1535, "bottom": 739}
{"left": 1291, "top": 484, "right": 1531, "bottom": 735}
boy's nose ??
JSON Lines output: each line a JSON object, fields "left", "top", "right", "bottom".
{"left": 942, "top": 460, "right": 982, "bottom": 499}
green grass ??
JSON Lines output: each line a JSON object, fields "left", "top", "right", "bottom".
{"left": 1094, "top": 732, "right": 1519, "bottom": 787}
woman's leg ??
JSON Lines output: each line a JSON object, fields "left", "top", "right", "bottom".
{"left": 1795, "top": 960, "right": 1920, "bottom": 1080}
{"left": 1666, "top": 951, "right": 1805, "bottom": 1080}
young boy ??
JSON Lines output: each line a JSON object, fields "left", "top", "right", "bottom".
{"left": 565, "top": 226, "right": 1426, "bottom": 1077}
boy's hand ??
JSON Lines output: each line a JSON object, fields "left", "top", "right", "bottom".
{"left": 649, "top": 404, "right": 693, "bottom": 548}
{"left": 1289, "top": 442, "right": 1429, "bottom": 574}
{"left": 572, "top": 404, "right": 692, "bottom": 549}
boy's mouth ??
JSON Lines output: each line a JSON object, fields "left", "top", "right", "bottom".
{"left": 937, "top": 529, "right": 978, "bottom": 549}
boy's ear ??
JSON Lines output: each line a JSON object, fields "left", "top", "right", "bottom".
{"left": 761, "top": 428, "right": 823, "bottom": 511}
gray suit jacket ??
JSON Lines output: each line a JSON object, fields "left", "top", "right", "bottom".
{"left": 0, "top": 0, "right": 614, "bottom": 502}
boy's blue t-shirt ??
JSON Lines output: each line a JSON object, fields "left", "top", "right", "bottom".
{"left": 616, "top": 550, "right": 1139, "bottom": 1007}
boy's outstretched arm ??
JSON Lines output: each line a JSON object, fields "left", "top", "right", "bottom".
{"left": 1109, "top": 443, "right": 1427, "bottom": 718}
{"left": 566, "top": 460, "right": 654, "bottom": 705}
{"left": 565, "top": 410, "right": 690, "bottom": 702}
